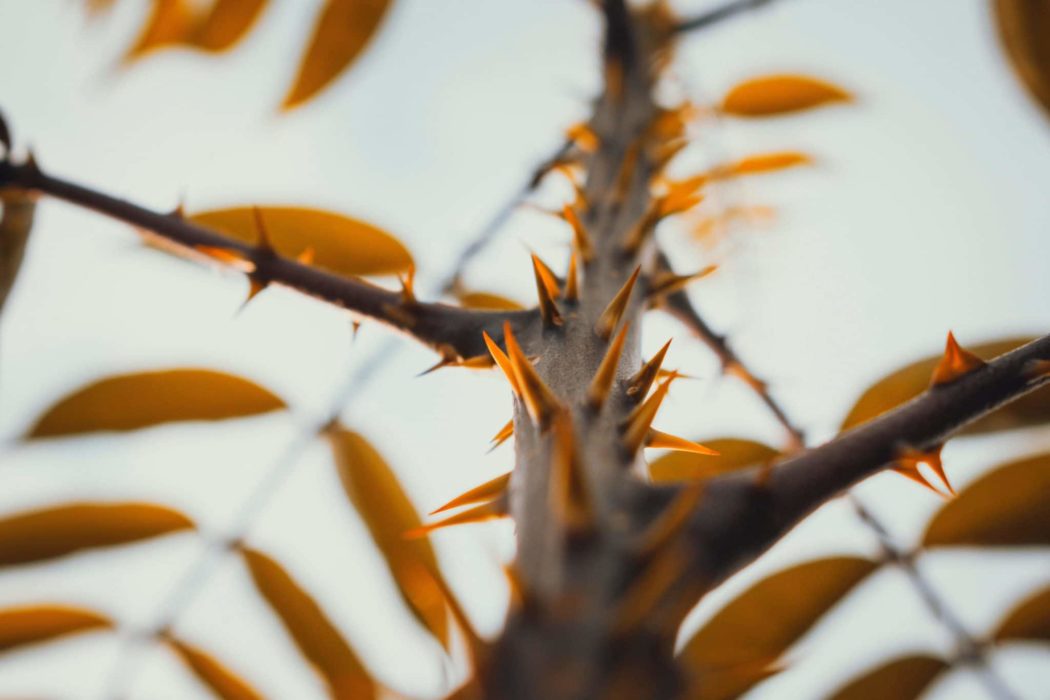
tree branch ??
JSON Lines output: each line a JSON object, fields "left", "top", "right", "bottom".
{"left": 673, "top": 0, "right": 776, "bottom": 34}
{"left": 0, "top": 158, "right": 537, "bottom": 360}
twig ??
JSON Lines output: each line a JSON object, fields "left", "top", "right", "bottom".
{"left": 673, "top": 0, "right": 776, "bottom": 34}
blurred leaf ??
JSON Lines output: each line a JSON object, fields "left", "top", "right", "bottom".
{"left": 713, "top": 151, "right": 812, "bottom": 179}
{"left": 993, "top": 0, "right": 1050, "bottom": 118}
{"left": 282, "top": 0, "right": 394, "bottom": 110}
{"left": 684, "top": 658, "right": 780, "bottom": 700}
{"left": 923, "top": 453, "right": 1050, "bottom": 547}
{"left": 0, "top": 502, "right": 193, "bottom": 567}
{"left": 326, "top": 427, "right": 449, "bottom": 648}
{"left": 191, "top": 206, "right": 412, "bottom": 277}
{"left": 0, "top": 605, "right": 111, "bottom": 653}
{"left": 241, "top": 548, "right": 376, "bottom": 700}
{"left": 456, "top": 290, "right": 524, "bottom": 311}
{"left": 680, "top": 557, "right": 877, "bottom": 669}
{"left": 167, "top": 637, "right": 265, "bottom": 700}
{"left": 720, "top": 75, "right": 851, "bottom": 117}
{"left": 125, "top": 0, "right": 267, "bottom": 59}
{"left": 649, "top": 438, "right": 778, "bottom": 483}
{"left": 27, "top": 368, "right": 285, "bottom": 439}
{"left": 826, "top": 655, "right": 947, "bottom": 700}
{"left": 995, "top": 585, "right": 1050, "bottom": 644}
{"left": 0, "top": 188, "right": 36, "bottom": 316}
{"left": 841, "top": 337, "right": 1050, "bottom": 433}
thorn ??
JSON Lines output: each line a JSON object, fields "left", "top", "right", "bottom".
{"left": 403, "top": 500, "right": 506, "bottom": 539}
{"left": 622, "top": 204, "right": 660, "bottom": 254}
{"left": 488, "top": 419, "right": 514, "bottom": 452}
{"left": 930, "top": 331, "right": 986, "bottom": 387}
{"left": 532, "top": 255, "right": 564, "bottom": 328}
{"left": 562, "top": 205, "right": 594, "bottom": 262}
{"left": 895, "top": 445, "right": 953, "bottom": 496}
{"left": 503, "top": 321, "right": 562, "bottom": 427}
{"left": 351, "top": 320, "right": 361, "bottom": 339}
{"left": 24, "top": 149, "right": 40, "bottom": 173}
{"left": 430, "top": 472, "right": 512, "bottom": 515}
{"left": 169, "top": 202, "right": 186, "bottom": 220}
{"left": 622, "top": 378, "right": 672, "bottom": 454}
{"left": 596, "top": 266, "right": 641, "bottom": 340}
{"left": 399, "top": 264, "right": 417, "bottom": 305}
{"left": 251, "top": 206, "right": 276, "bottom": 255}
{"left": 565, "top": 251, "right": 580, "bottom": 303}
{"left": 653, "top": 138, "right": 689, "bottom": 172}
{"left": 296, "top": 246, "right": 316, "bottom": 265}
{"left": 0, "top": 110, "right": 11, "bottom": 156}
{"left": 657, "top": 189, "right": 704, "bottom": 219}
{"left": 648, "top": 265, "right": 718, "bottom": 299}
{"left": 550, "top": 412, "right": 592, "bottom": 531}
{"left": 243, "top": 276, "right": 268, "bottom": 307}
{"left": 588, "top": 322, "right": 630, "bottom": 409}
{"left": 503, "top": 564, "right": 526, "bottom": 611}
{"left": 613, "top": 142, "right": 640, "bottom": 205}
{"left": 531, "top": 253, "right": 561, "bottom": 298}
{"left": 628, "top": 339, "right": 672, "bottom": 398}
{"left": 553, "top": 163, "right": 588, "bottom": 211}
{"left": 483, "top": 331, "right": 522, "bottom": 398}
{"left": 646, "top": 430, "right": 719, "bottom": 456}
{"left": 566, "top": 123, "right": 599, "bottom": 153}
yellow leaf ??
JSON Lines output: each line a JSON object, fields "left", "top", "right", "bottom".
{"left": 241, "top": 548, "right": 376, "bottom": 700}
{"left": 923, "top": 453, "right": 1050, "bottom": 547}
{"left": 0, "top": 605, "right": 111, "bottom": 653}
{"left": 125, "top": 0, "right": 267, "bottom": 59}
{"left": 27, "top": 368, "right": 285, "bottom": 438}
{"left": 0, "top": 187, "right": 36, "bottom": 315}
{"left": 680, "top": 557, "right": 877, "bottom": 670}
{"left": 826, "top": 655, "right": 947, "bottom": 700}
{"left": 167, "top": 637, "right": 265, "bottom": 700}
{"left": 720, "top": 75, "right": 851, "bottom": 117}
{"left": 995, "top": 585, "right": 1050, "bottom": 644}
{"left": 841, "top": 336, "right": 1050, "bottom": 434}
{"left": 326, "top": 427, "right": 450, "bottom": 648}
{"left": 456, "top": 290, "right": 524, "bottom": 311}
{"left": 191, "top": 206, "right": 412, "bottom": 277}
{"left": 649, "top": 438, "right": 779, "bottom": 483}
{"left": 0, "top": 502, "right": 194, "bottom": 567}
{"left": 993, "top": 0, "right": 1050, "bottom": 118}
{"left": 282, "top": 0, "right": 394, "bottom": 110}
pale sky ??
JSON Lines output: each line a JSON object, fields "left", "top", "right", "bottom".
{"left": 0, "top": 1, "right": 1049, "bottom": 698}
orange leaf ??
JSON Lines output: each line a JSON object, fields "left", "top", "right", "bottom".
{"left": 0, "top": 605, "right": 111, "bottom": 653}
{"left": 167, "top": 637, "right": 265, "bottom": 700}
{"left": 282, "top": 0, "right": 394, "bottom": 110}
{"left": 826, "top": 655, "right": 947, "bottom": 700}
{"left": 994, "top": 585, "right": 1050, "bottom": 643}
{"left": 841, "top": 336, "right": 1050, "bottom": 433}
{"left": 685, "top": 658, "right": 781, "bottom": 700}
{"left": 456, "top": 290, "right": 524, "bottom": 311}
{"left": 191, "top": 206, "right": 412, "bottom": 277}
{"left": 923, "top": 453, "right": 1050, "bottom": 547}
{"left": 0, "top": 187, "right": 36, "bottom": 316}
{"left": 27, "top": 368, "right": 285, "bottom": 438}
{"left": 326, "top": 427, "right": 450, "bottom": 648}
{"left": 679, "top": 557, "right": 877, "bottom": 670}
{"left": 720, "top": 75, "right": 851, "bottom": 117}
{"left": 993, "top": 0, "right": 1050, "bottom": 118}
{"left": 649, "top": 438, "right": 779, "bottom": 483}
{"left": 0, "top": 502, "right": 193, "bottom": 567}
{"left": 125, "top": 0, "right": 267, "bottom": 59}
{"left": 713, "top": 151, "right": 812, "bottom": 178}
{"left": 241, "top": 548, "right": 375, "bottom": 699}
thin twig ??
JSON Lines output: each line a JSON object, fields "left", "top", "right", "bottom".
{"left": 673, "top": 0, "right": 776, "bottom": 34}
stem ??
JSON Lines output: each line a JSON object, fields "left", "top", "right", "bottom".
{"left": 673, "top": 0, "right": 777, "bottom": 34}
{"left": 0, "top": 159, "right": 536, "bottom": 360}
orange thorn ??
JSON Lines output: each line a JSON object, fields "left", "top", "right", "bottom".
{"left": 566, "top": 123, "right": 599, "bottom": 153}
{"left": 565, "top": 250, "right": 580, "bottom": 303}
{"left": 646, "top": 430, "right": 719, "bottom": 456}
{"left": 588, "top": 322, "right": 630, "bottom": 409}
{"left": 596, "top": 266, "right": 641, "bottom": 340}
{"left": 648, "top": 265, "right": 718, "bottom": 299}
{"left": 430, "top": 472, "right": 512, "bottom": 515}
{"left": 483, "top": 331, "right": 522, "bottom": 398}
{"left": 532, "top": 255, "right": 564, "bottom": 328}
{"left": 504, "top": 321, "right": 562, "bottom": 427}
{"left": 628, "top": 339, "right": 672, "bottom": 398}
{"left": 251, "top": 206, "right": 276, "bottom": 255}
{"left": 399, "top": 264, "right": 417, "bottom": 304}
{"left": 531, "top": 253, "right": 561, "bottom": 298}
{"left": 403, "top": 501, "right": 506, "bottom": 539}
{"left": 623, "top": 378, "right": 672, "bottom": 454}
{"left": 895, "top": 445, "right": 953, "bottom": 496}
{"left": 295, "top": 246, "right": 316, "bottom": 265}
{"left": 563, "top": 205, "right": 594, "bottom": 262}
{"left": 930, "top": 331, "right": 986, "bottom": 387}
{"left": 488, "top": 419, "right": 514, "bottom": 451}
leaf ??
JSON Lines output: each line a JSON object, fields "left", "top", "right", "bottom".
{"left": 455, "top": 290, "right": 524, "bottom": 311}
{"left": 679, "top": 557, "right": 877, "bottom": 670}
{"left": 995, "top": 585, "right": 1050, "bottom": 644}
{"left": 826, "top": 655, "right": 947, "bottom": 700}
{"left": 167, "top": 637, "right": 265, "bottom": 700}
{"left": 923, "top": 453, "right": 1050, "bottom": 547}
{"left": 0, "top": 502, "right": 194, "bottom": 567}
{"left": 649, "top": 438, "right": 779, "bottom": 483}
{"left": 684, "top": 659, "right": 781, "bottom": 700}
{"left": 0, "top": 605, "right": 111, "bottom": 653}
{"left": 712, "top": 151, "right": 813, "bottom": 179}
{"left": 326, "top": 427, "right": 449, "bottom": 648}
{"left": 993, "top": 0, "right": 1050, "bottom": 118}
{"left": 1, "top": 187, "right": 36, "bottom": 316}
{"left": 27, "top": 368, "right": 285, "bottom": 439}
{"left": 282, "top": 0, "right": 394, "bottom": 110}
{"left": 191, "top": 206, "right": 412, "bottom": 277}
{"left": 841, "top": 336, "right": 1050, "bottom": 434}
{"left": 720, "top": 75, "right": 851, "bottom": 117}
{"left": 241, "top": 548, "right": 375, "bottom": 699}
{"left": 125, "top": 0, "right": 267, "bottom": 59}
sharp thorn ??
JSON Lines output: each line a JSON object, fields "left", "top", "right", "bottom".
{"left": 483, "top": 331, "right": 522, "bottom": 398}
{"left": 431, "top": 472, "right": 512, "bottom": 515}
{"left": 532, "top": 255, "right": 564, "bottom": 328}
{"left": 503, "top": 321, "right": 562, "bottom": 427}
{"left": 622, "top": 378, "right": 672, "bottom": 454}
{"left": 646, "top": 430, "right": 719, "bottom": 456}
{"left": 588, "top": 322, "right": 630, "bottom": 409}
{"left": 488, "top": 419, "right": 514, "bottom": 452}
{"left": 565, "top": 250, "right": 580, "bottom": 303}
{"left": 628, "top": 339, "right": 672, "bottom": 398}
{"left": 563, "top": 204, "right": 594, "bottom": 262}
{"left": 930, "top": 331, "right": 986, "bottom": 387}
{"left": 596, "top": 266, "right": 641, "bottom": 340}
